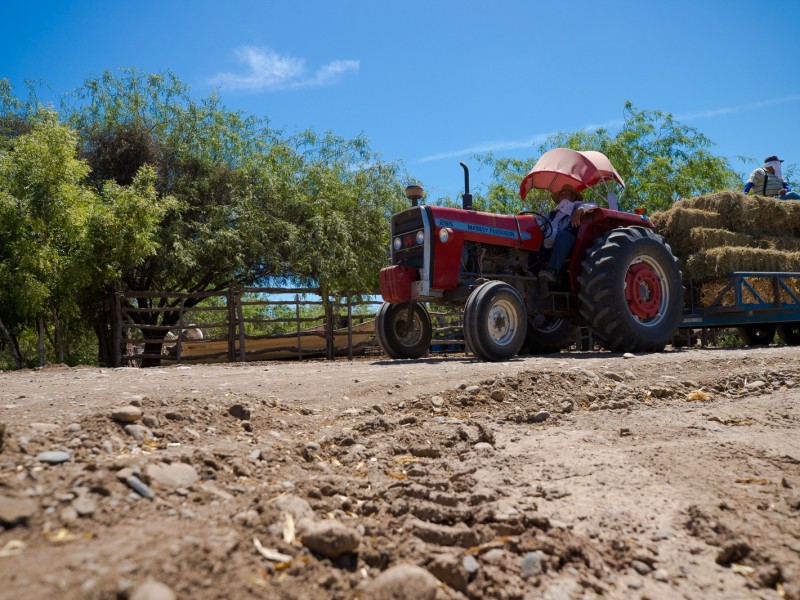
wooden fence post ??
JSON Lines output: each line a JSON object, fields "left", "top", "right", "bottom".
{"left": 295, "top": 294, "right": 303, "bottom": 361}
{"left": 237, "top": 288, "right": 246, "bottom": 363}
{"left": 227, "top": 283, "right": 236, "bottom": 362}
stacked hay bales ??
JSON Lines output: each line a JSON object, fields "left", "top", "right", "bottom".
{"left": 651, "top": 191, "right": 800, "bottom": 306}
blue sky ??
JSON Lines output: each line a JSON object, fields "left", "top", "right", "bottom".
{"left": 3, "top": 0, "right": 799, "bottom": 200}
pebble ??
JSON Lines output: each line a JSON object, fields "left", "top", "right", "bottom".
{"left": 463, "top": 554, "right": 480, "bottom": 574}
{"left": 490, "top": 389, "right": 505, "bottom": 402}
{"left": 66, "top": 423, "right": 82, "bottom": 432}
{"left": 372, "top": 404, "right": 385, "bottom": 415}
{"left": 632, "top": 560, "right": 653, "bottom": 575}
{"left": 653, "top": 568, "right": 669, "bottom": 582}
{"left": 604, "top": 371, "right": 625, "bottom": 382}
{"left": 465, "top": 385, "right": 481, "bottom": 394}
{"left": 530, "top": 411, "right": 550, "bottom": 423}
{"left": 301, "top": 520, "right": 361, "bottom": 558}
{"left": 36, "top": 451, "right": 70, "bottom": 464}
{"left": 111, "top": 406, "right": 142, "bottom": 423}
{"left": 145, "top": 462, "right": 199, "bottom": 489}
{"left": 520, "top": 551, "right": 543, "bottom": 578}
{"left": 130, "top": 579, "right": 176, "bottom": 600}
{"left": 72, "top": 495, "right": 97, "bottom": 517}
{"left": 123, "top": 424, "right": 150, "bottom": 442}
{"left": 228, "top": 404, "right": 251, "bottom": 421}
{"left": 361, "top": 564, "right": 438, "bottom": 600}
{"left": 473, "top": 442, "right": 493, "bottom": 451}
{"left": 560, "top": 401, "right": 573, "bottom": 413}
{"left": 431, "top": 396, "right": 445, "bottom": 408}
{"left": 125, "top": 476, "right": 155, "bottom": 500}
{"left": 623, "top": 352, "right": 635, "bottom": 359}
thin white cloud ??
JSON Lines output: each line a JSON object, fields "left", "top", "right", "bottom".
{"left": 418, "top": 95, "right": 800, "bottom": 163}
{"left": 209, "top": 46, "right": 359, "bottom": 91}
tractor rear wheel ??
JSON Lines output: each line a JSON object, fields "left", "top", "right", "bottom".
{"left": 739, "top": 324, "right": 777, "bottom": 346}
{"left": 520, "top": 316, "right": 578, "bottom": 355}
{"left": 777, "top": 322, "right": 800, "bottom": 345}
{"left": 578, "top": 227, "right": 683, "bottom": 353}
{"left": 463, "top": 281, "right": 526, "bottom": 362}
{"left": 375, "top": 302, "right": 432, "bottom": 359}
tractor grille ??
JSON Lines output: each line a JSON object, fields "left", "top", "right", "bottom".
{"left": 391, "top": 206, "right": 427, "bottom": 270}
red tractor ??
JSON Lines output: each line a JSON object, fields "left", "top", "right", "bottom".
{"left": 376, "top": 148, "right": 684, "bottom": 362}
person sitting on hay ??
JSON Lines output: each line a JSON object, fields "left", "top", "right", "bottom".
{"left": 743, "top": 155, "right": 800, "bottom": 200}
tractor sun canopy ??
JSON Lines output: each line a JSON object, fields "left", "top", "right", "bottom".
{"left": 519, "top": 148, "right": 625, "bottom": 200}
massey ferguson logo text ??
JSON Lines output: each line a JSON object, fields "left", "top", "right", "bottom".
{"left": 435, "top": 218, "right": 517, "bottom": 240}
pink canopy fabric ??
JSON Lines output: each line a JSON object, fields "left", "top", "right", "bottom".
{"left": 519, "top": 148, "right": 625, "bottom": 200}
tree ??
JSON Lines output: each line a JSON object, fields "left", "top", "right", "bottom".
{"left": 472, "top": 102, "right": 741, "bottom": 215}
{"left": 62, "top": 69, "right": 406, "bottom": 365}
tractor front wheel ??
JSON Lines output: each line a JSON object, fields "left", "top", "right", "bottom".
{"left": 578, "top": 227, "right": 683, "bottom": 353}
{"left": 463, "top": 281, "right": 527, "bottom": 362}
{"left": 375, "top": 302, "right": 432, "bottom": 359}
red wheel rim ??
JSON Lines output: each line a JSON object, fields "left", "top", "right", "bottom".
{"left": 625, "top": 262, "right": 662, "bottom": 320}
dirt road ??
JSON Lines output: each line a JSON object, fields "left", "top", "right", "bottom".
{"left": 0, "top": 346, "right": 798, "bottom": 599}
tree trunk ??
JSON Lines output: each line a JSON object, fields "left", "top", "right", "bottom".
{"left": 37, "top": 314, "right": 46, "bottom": 367}
{"left": 51, "top": 302, "right": 65, "bottom": 364}
{"left": 0, "top": 315, "right": 23, "bottom": 369}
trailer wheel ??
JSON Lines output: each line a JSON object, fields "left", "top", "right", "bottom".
{"left": 738, "top": 324, "right": 776, "bottom": 346}
{"left": 520, "top": 316, "right": 578, "bottom": 355}
{"left": 578, "top": 227, "right": 683, "bottom": 353}
{"left": 777, "top": 323, "right": 800, "bottom": 345}
{"left": 375, "top": 302, "right": 432, "bottom": 359}
{"left": 463, "top": 281, "right": 526, "bottom": 362}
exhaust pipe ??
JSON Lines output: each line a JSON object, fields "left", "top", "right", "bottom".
{"left": 459, "top": 162, "right": 473, "bottom": 210}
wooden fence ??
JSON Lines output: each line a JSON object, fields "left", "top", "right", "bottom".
{"left": 113, "top": 286, "right": 465, "bottom": 367}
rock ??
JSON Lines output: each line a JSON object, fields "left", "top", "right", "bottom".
{"left": 653, "top": 568, "right": 669, "bottom": 582}
{"left": 361, "top": 564, "right": 438, "bottom": 600}
{"left": 648, "top": 386, "right": 674, "bottom": 399}
{"left": 473, "top": 442, "right": 493, "bottom": 451}
{"left": 301, "top": 520, "right": 361, "bottom": 558}
{"left": 560, "top": 401, "right": 573, "bottom": 414}
{"left": 130, "top": 579, "right": 176, "bottom": 600}
{"left": 463, "top": 554, "right": 480, "bottom": 574}
{"left": 407, "top": 517, "right": 479, "bottom": 547}
{"left": 530, "top": 411, "right": 550, "bottom": 423}
{"left": 111, "top": 406, "right": 142, "bottom": 423}
{"left": 141, "top": 415, "right": 160, "bottom": 429}
{"left": 604, "top": 371, "right": 625, "bottom": 382}
{"left": 490, "top": 389, "right": 505, "bottom": 402}
{"left": 745, "top": 380, "right": 766, "bottom": 390}
{"left": 372, "top": 404, "right": 385, "bottom": 415}
{"left": 145, "top": 462, "right": 199, "bottom": 489}
{"left": 228, "top": 404, "right": 251, "bottom": 421}
{"left": 0, "top": 496, "right": 37, "bottom": 526}
{"left": 275, "top": 494, "right": 315, "bottom": 521}
{"left": 0, "top": 422, "right": 4, "bottom": 452}
{"left": 632, "top": 560, "right": 653, "bottom": 575}
{"left": 623, "top": 352, "right": 635, "bottom": 359}
{"left": 520, "top": 551, "right": 543, "bottom": 578}
{"left": 465, "top": 385, "right": 481, "bottom": 395}
{"left": 36, "top": 450, "right": 70, "bottom": 464}
{"left": 72, "top": 495, "right": 97, "bottom": 517}
{"left": 430, "top": 396, "right": 445, "bottom": 408}
{"left": 123, "top": 424, "right": 150, "bottom": 442}
{"left": 125, "top": 475, "right": 155, "bottom": 500}
{"left": 428, "top": 552, "right": 468, "bottom": 592}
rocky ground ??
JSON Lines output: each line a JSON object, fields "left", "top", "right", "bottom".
{"left": 0, "top": 346, "right": 799, "bottom": 600}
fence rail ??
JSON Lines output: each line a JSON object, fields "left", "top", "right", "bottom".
{"left": 113, "top": 285, "right": 468, "bottom": 367}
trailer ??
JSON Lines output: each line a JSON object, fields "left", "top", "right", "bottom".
{"left": 679, "top": 271, "right": 800, "bottom": 346}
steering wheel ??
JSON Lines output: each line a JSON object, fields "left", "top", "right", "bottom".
{"left": 519, "top": 211, "right": 553, "bottom": 239}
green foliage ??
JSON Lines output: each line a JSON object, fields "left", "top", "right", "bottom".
{"left": 472, "top": 102, "right": 741, "bottom": 215}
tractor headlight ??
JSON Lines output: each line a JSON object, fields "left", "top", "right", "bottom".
{"left": 415, "top": 230, "right": 425, "bottom": 245}
{"left": 438, "top": 228, "right": 452, "bottom": 243}
{"left": 393, "top": 237, "right": 402, "bottom": 251}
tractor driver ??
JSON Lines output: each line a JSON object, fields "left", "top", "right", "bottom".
{"left": 538, "top": 185, "right": 597, "bottom": 283}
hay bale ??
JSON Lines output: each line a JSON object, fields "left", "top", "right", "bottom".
{"left": 650, "top": 207, "right": 723, "bottom": 256}
{"left": 683, "top": 247, "right": 800, "bottom": 280}
{"left": 677, "top": 191, "right": 800, "bottom": 237}
{"left": 688, "top": 228, "right": 752, "bottom": 252}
